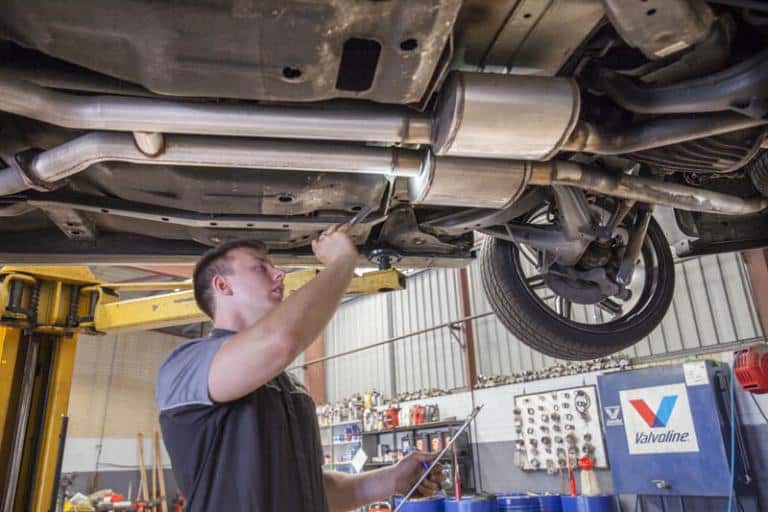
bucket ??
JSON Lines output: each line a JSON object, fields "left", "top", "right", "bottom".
{"left": 445, "top": 495, "right": 498, "bottom": 512}
{"left": 496, "top": 494, "right": 540, "bottom": 512}
{"left": 535, "top": 493, "right": 562, "bottom": 512}
{"left": 560, "top": 495, "right": 615, "bottom": 512}
{"left": 393, "top": 495, "right": 445, "bottom": 512}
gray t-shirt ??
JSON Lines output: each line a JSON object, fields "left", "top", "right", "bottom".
{"left": 156, "top": 328, "right": 329, "bottom": 512}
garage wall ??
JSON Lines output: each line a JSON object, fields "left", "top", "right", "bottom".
{"left": 325, "top": 292, "right": 393, "bottom": 401}
{"left": 323, "top": 252, "right": 764, "bottom": 403}
{"left": 62, "top": 331, "right": 182, "bottom": 496}
{"left": 391, "top": 269, "right": 466, "bottom": 394}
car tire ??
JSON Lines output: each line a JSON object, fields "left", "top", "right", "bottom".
{"left": 479, "top": 218, "right": 675, "bottom": 360}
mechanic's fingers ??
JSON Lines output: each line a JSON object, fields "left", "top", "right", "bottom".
{"left": 417, "top": 483, "right": 437, "bottom": 497}
{"left": 322, "top": 224, "right": 340, "bottom": 236}
{"left": 428, "top": 471, "right": 443, "bottom": 484}
{"left": 421, "top": 478, "right": 439, "bottom": 490}
{"left": 335, "top": 222, "right": 351, "bottom": 234}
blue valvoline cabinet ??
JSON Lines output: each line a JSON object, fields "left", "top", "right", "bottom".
{"left": 597, "top": 361, "right": 752, "bottom": 496}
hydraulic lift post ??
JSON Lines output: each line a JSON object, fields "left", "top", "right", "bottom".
{"left": 0, "top": 266, "right": 108, "bottom": 512}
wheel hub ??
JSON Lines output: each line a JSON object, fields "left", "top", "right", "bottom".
{"left": 543, "top": 264, "right": 630, "bottom": 305}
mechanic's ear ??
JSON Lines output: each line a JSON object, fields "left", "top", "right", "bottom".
{"left": 212, "top": 274, "right": 233, "bottom": 296}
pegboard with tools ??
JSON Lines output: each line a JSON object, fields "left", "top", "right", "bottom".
{"left": 513, "top": 385, "right": 608, "bottom": 472}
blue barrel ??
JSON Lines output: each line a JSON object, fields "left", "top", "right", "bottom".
{"left": 445, "top": 495, "right": 498, "bottom": 512}
{"left": 393, "top": 495, "right": 445, "bottom": 512}
{"left": 560, "top": 495, "right": 615, "bottom": 512}
{"left": 535, "top": 494, "right": 562, "bottom": 512}
{"left": 496, "top": 494, "right": 540, "bottom": 512}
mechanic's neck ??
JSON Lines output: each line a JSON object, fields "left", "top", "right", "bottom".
{"left": 211, "top": 306, "right": 271, "bottom": 333}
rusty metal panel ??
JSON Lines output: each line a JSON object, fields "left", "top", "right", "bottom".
{"left": 1, "top": 0, "right": 461, "bottom": 104}
{"left": 454, "top": 0, "right": 604, "bottom": 75}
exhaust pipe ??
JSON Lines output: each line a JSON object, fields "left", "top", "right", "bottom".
{"left": 2, "top": 132, "right": 530, "bottom": 209}
{"left": 0, "top": 73, "right": 432, "bottom": 145}
{"left": 2, "top": 133, "right": 765, "bottom": 215}
{"left": 562, "top": 113, "right": 767, "bottom": 155}
{"left": 529, "top": 161, "right": 768, "bottom": 215}
{"left": 21, "top": 132, "right": 425, "bottom": 183}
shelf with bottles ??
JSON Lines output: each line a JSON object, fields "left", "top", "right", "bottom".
{"left": 363, "top": 418, "right": 462, "bottom": 435}
{"left": 319, "top": 419, "right": 362, "bottom": 429}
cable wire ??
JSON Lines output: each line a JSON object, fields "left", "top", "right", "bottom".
{"left": 751, "top": 393, "right": 768, "bottom": 424}
{"left": 727, "top": 364, "right": 737, "bottom": 512}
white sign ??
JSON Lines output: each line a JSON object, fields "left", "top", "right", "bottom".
{"left": 350, "top": 447, "right": 368, "bottom": 473}
{"left": 619, "top": 383, "right": 699, "bottom": 455}
{"left": 683, "top": 361, "right": 709, "bottom": 386}
{"left": 603, "top": 405, "right": 623, "bottom": 427}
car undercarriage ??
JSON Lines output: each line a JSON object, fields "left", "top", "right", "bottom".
{"left": 1, "top": 0, "right": 767, "bottom": 358}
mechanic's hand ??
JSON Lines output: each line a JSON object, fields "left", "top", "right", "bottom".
{"left": 390, "top": 451, "right": 444, "bottom": 498}
{"left": 311, "top": 223, "right": 358, "bottom": 267}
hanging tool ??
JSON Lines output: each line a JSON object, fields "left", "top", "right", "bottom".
{"left": 154, "top": 436, "right": 158, "bottom": 512}
{"left": 136, "top": 433, "right": 150, "bottom": 511}
{"left": 566, "top": 455, "right": 577, "bottom": 496}
{"left": 155, "top": 430, "right": 169, "bottom": 512}
{"left": 394, "top": 405, "right": 484, "bottom": 512}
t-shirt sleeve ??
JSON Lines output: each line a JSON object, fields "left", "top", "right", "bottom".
{"left": 156, "top": 338, "right": 226, "bottom": 412}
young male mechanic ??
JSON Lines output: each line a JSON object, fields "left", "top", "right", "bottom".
{"left": 156, "top": 223, "right": 443, "bottom": 511}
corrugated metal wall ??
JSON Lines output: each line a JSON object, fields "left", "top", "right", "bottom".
{"left": 323, "top": 252, "right": 764, "bottom": 402}
{"left": 391, "top": 269, "right": 466, "bottom": 394}
{"left": 325, "top": 292, "right": 392, "bottom": 401}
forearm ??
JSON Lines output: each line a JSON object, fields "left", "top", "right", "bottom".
{"left": 323, "top": 467, "right": 395, "bottom": 512}
{"left": 266, "top": 256, "right": 356, "bottom": 356}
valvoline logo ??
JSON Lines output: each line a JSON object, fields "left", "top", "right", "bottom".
{"left": 619, "top": 384, "right": 700, "bottom": 454}
{"left": 629, "top": 395, "right": 677, "bottom": 428}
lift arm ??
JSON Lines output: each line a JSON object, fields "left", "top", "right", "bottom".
{"left": 94, "top": 268, "right": 405, "bottom": 332}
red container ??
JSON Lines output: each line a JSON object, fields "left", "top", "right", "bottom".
{"left": 384, "top": 407, "right": 400, "bottom": 429}
{"left": 411, "top": 405, "right": 425, "bottom": 425}
{"left": 735, "top": 345, "right": 768, "bottom": 394}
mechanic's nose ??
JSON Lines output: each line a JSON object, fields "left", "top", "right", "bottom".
{"left": 272, "top": 267, "right": 285, "bottom": 282}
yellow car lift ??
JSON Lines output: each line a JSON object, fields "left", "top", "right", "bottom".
{"left": 0, "top": 265, "right": 405, "bottom": 512}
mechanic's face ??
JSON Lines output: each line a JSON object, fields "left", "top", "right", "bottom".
{"left": 224, "top": 248, "right": 286, "bottom": 312}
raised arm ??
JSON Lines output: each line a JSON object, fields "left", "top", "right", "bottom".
{"left": 208, "top": 226, "right": 357, "bottom": 402}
